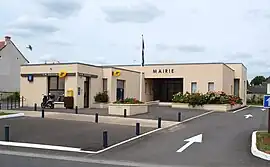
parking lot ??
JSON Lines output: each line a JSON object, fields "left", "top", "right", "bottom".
{"left": 11, "top": 106, "right": 208, "bottom": 122}
{"left": 0, "top": 117, "right": 154, "bottom": 151}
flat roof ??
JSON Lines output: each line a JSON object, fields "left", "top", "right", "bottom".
{"left": 21, "top": 61, "right": 247, "bottom": 71}
{"left": 21, "top": 62, "right": 141, "bottom": 74}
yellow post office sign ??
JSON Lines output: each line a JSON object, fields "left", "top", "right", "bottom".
{"left": 112, "top": 70, "right": 121, "bottom": 77}
{"left": 59, "top": 70, "right": 67, "bottom": 78}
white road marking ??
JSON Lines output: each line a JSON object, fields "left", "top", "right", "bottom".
{"left": 0, "top": 150, "right": 185, "bottom": 167}
{"left": 176, "top": 134, "right": 203, "bottom": 153}
{"left": 232, "top": 106, "right": 250, "bottom": 113}
{"left": 244, "top": 114, "right": 253, "bottom": 119}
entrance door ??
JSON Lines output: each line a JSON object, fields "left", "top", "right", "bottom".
{"left": 153, "top": 78, "right": 183, "bottom": 102}
{"left": 116, "top": 80, "right": 125, "bottom": 101}
{"left": 84, "top": 77, "right": 90, "bottom": 108}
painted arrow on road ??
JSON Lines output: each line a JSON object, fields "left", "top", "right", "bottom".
{"left": 176, "top": 134, "right": 202, "bottom": 153}
{"left": 244, "top": 114, "right": 253, "bottom": 119}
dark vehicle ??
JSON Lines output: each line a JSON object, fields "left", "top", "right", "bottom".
{"left": 41, "top": 94, "right": 55, "bottom": 109}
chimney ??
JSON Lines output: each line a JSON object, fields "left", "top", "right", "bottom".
{"left": 4, "top": 36, "right": 11, "bottom": 45}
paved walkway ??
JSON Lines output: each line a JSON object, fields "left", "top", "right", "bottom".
{"left": 2, "top": 110, "right": 178, "bottom": 128}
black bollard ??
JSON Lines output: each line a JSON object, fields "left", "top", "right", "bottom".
{"left": 158, "top": 117, "right": 162, "bottom": 128}
{"left": 5, "top": 125, "right": 10, "bottom": 141}
{"left": 7, "top": 98, "right": 9, "bottom": 110}
{"left": 41, "top": 109, "right": 44, "bottom": 118}
{"left": 136, "top": 123, "right": 140, "bottom": 136}
{"left": 95, "top": 113, "right": 98, "bottom": 123}
{"left": 10, "top": 98, "right": 13, "bottom": 109}
{"left": 178, "top": 112, "right": 181, "bottom": 122}
{"left": 103, "top": 131, "right": 108, "bottom": 148}
{"left": 75, "top": 106, "right": 78, "bottom": 114}
{"left": 34, "top": 103, "right": 37, "bottom": 111}
{"left": 124, "top": 109, "right": 127, "bottom": 117}
{"left": 21, "top": 96, "right": 24, "bottom": 107}
{"left": 14, "top": 98, "right": 17, "bottom": 108}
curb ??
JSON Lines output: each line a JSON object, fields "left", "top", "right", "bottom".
{"left": 251, "top": 131, "right": 270, "bottom": 161}
{"left": 0, "top": 113, "right": 25, "bottom": 120}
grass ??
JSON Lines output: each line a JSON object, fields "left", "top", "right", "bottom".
{"left": 0, "top": 112, "right": 12, "bottom": 116}
{"left": 256, "top": 131, "right": 270, "bottom": 153}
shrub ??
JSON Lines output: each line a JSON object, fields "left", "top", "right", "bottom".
{"left": 94, "top": 91, "right": 109, "bottom": 103}
{"left": 172, "top": 91, "right": 243, "bottom": 106}
{"left": 114, "top": 97, "right": 143, "bottom": 104}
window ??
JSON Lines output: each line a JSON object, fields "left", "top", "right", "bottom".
{"left": 234, "top": 79, "right": 240, "bottom": 96}
{"left": 191, "top": 82, "right": 197, "bottom": 93}
{"left": 48, "top": 76, "right": 65, "bottom": 102}
{"left": 208, "top": 82, "right": 214, "bottom": 92}
{"left": 103, "top": 78, "right": 107, "bottom": 92}
{"left": 145, "top": 82, "right": 147, "bottom": 93}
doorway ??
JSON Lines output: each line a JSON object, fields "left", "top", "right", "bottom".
{"left": 116, "top": 80, "right": 125, "bottom": 101}
{"left": 152, "top": 78, "right": 183, "bottom": 102}
{"left": 84, "top": 77, "right": 90, "bottom": 108}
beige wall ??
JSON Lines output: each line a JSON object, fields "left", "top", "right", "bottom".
{"left": 20, "top": 62, "right": 247, "bottom": 107}
{"left": 226, "top": 63, "right": 247, "bottom": 104}
{"left": 103, "top": 67, "right": 143, "bottom": 102}
{"left": 119, "top": 64, "right": 230, "bottom": 94}
{"left": 20, "top": 63, "right": 144, "bottom": 108}
{"left": 222, "top": 65, "right": 235, "bottom": 95}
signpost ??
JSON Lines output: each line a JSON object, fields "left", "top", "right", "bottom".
{"left": 263, "top": 95, "right": 270, "bottom": 133}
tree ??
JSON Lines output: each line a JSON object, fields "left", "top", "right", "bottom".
{"left": 250, "top": 76, "right": 266, "bottom": 86}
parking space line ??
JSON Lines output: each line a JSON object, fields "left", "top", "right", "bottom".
{"left": 232, "top": 106, "right": 250, "bottom": 113}
{"left": 0, "top": 110, "right": 215, "bottom": 154}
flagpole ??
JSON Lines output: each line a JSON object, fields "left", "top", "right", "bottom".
{"left": 139, "top": 34, "right": 144, "bottom": 101}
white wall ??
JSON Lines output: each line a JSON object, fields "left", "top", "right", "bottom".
{"left": 0, "top": 40, "right": 28, "bottom": 92}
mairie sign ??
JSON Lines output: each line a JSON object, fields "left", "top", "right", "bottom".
{"left": 263, "top": 95, "right": 270, "bottom": 108}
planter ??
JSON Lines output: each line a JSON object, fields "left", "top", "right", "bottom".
{"left": 108, "top": 103, "right": 148, "bottom": 116}
{"left": 91, "top": 103, "right": 108, "bottom": 109}
{"left": 54, "top": 102, "right": 65, "bottom": 109}
{"left": 171, "top": 103, "right": 242, "bottom": 112}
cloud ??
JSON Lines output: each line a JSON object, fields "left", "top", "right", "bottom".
{"left": 39, "top": 0, "right": 83, "bottom": 18}
{"left": 156, "top": 44, "right": 205, "bottom": 53}
{"left": 156, "top": 44, "right": 170, "bottom": 51}
{"left": 231, "top": 52, "right": 253, "bottom": 59}
{"left": 46, "top": 39, "right": 72, "bottom": 46}
{"left": 177, "top": 45, "right": 205, "bottom": 53}
{"left": 102, "top": 3, "right": 164, "bottom": 23}
{"left": 7, "top": 15, "right": 59, "bottom": 37}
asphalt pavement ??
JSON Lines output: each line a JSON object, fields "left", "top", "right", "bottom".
{"left": 92, "top": 107, "right": 270, "bottom": 167}
{"left": 0, "top": 107, "right": 269, "bottom": 167}
{"left": 0, "top": 117, "right": 154, "bottom": 151}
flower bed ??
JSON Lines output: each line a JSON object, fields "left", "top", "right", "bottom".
{"left": 109, "top": 98, "right": 148, "bottom": 116}
{"left": 93, "top": 91, "right": 109, "bottom": 109}
{"left": 172, "top": 91, "right": 244, "bottom": 111}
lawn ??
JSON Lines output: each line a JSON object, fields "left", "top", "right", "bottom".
{"left": 256, "top": 131, "right": 270, "bottom": 153}
{"left": 0, "top": 112, "right": 11, "bottom": 116}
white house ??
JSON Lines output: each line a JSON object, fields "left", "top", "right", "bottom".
{"left": 0, "top": 36, "right": 29, "bottom": 92}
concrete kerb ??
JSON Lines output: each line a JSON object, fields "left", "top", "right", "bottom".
{"left": 232, "top": 105, "right": 250, "bottom": 113}
{"left": 0, "top": 113, "right": 24, "bottom": 120}
{"left": 251, "top": 131, "right": 270, "bottom": 161}
{"left": 0, "top": 110, "right": 215, "bottom": 154}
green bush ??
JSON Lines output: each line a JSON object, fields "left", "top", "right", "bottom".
{"left": 172, "top": 91, "right": 243, "bottom": 107}
{"left": 94, "top": 91, "right": 109, "bottom": 103}
{"left": 247, "top": 95, "right": 263, "bottom": 105}
{"left": 113, "top": 97, "right": 143, "bottom": 104}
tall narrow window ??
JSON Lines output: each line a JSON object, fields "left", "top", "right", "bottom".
{"left": 208, "top": 82, "right": 214, "bottom": 92}
{"left": 191, "top": 82, "right": 197, "bottom": 93}
{"left": 145, "top": 82, "right": 147, "bottom": 93}
{"left": 48, "top": 76, "right": 65, "bottom": 102}
{"left": 103, "top": 78, "right": 107, "bottom": 92}
{"left": 234, "top": 79, "right": 240, "bottom": 96}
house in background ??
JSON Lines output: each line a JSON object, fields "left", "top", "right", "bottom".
{"left": 0, "top": 36, "right": 29, "bottom": 93}
{"left": 247, "top": 77, "right": 270, "bottom": 104}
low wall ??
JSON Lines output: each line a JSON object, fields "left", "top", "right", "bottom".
{"left": 171, "top": 103, "right": 242, "bottom": 112}
{"left": 145, "top": 100, "right": 160, "bottom": 106}
{"left": 108, "top": 104, "right": 148, "bottom": 116}
{"left": 91, "top": 103, "right": 109, "bottom": 109}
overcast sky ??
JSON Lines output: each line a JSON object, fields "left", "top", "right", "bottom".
{"left": 1, "top": 0, "right": 270, "bottom": 80}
